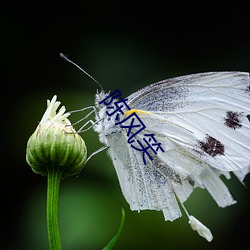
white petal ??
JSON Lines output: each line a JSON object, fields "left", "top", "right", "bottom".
{"left": 40, "top": 95, "right": 71, "bottom": 125}
{"left": 188, "top": 215, "right": 213, "bottom": 242}
{"left": 40, "top": 95, "right": 58, "bottom": 123}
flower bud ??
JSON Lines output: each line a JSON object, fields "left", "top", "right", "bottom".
{"left": 26, "top": 95, "right": 87, "bottom": 178}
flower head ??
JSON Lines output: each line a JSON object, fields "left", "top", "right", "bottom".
{"left": 26, "top": 95, "right": 87, "bottom": 178}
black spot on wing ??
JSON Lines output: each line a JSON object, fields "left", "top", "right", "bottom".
{"left": 224, "top": 111, "right": 243, "bottom": 130}
{"left": 199, "top": 135, "right": 225, "bottom": 157}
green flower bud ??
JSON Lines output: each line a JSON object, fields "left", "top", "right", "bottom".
{"left": 26, "top": 95, "right": 87, "bottom": 178}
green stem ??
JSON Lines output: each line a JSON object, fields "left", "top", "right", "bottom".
{"left": 47, "top": 165, "right": 63, "bottom": 250}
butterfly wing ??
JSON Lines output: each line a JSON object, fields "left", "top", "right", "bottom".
{"left": 106, "top": 127, "right": 183, "bottom": 221}
{"left": 127, "top": 72, "right": 250, "bottom": 174}
{"left": 99, "top": 72, "right": 250, "bottom": 222}
{"left": 107, "top": 111, "right": 237, "bottom": 221}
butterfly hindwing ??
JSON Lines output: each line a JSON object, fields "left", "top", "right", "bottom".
{"left": 106, "top": 127, "right": 183, "bottom": 221}
{"left": 106, "top": 111, "right": 236, "bottom": 221}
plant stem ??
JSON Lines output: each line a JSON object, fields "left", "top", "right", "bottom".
{"left": 47, "top": 165, "right": 63, "bottom": 250}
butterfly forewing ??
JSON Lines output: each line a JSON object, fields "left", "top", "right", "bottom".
{"left": 126, "top": 72, "right": 250, "bottom": 173}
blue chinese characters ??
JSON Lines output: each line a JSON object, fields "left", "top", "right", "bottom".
{"left": 99, "top": 90, "right": 165, "bottom": 164}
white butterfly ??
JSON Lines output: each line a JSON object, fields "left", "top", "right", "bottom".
{"left": 58, "top": 55, "right": 250, "bottom": 242}
{"left": 84, "top": 71, "right": 250, "bottom": 242}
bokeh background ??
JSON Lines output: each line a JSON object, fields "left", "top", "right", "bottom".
{"left": 2, "top": 1, "right": 250, "bottom": 250}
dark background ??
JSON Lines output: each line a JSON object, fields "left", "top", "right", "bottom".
{"left": 2, "top": 1, "right": 250, "bottom": 250}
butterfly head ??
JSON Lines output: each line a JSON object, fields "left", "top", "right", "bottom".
{"left": 93, "top": 90, "right": 122, "bottom": 145}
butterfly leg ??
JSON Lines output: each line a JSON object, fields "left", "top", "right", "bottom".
{"left": 69, "top": 106, "right": 98, "bottom": 132}
{"left": 77, "top": 145, "right": 108, "bottom": 176}
{"left": 70, "top": 106, "right": 96, "bottom": 125}
{"left": 77, "top": 119, "right": 96, "bottom": 132}
{"left": 85, "top": 145, "right": 108, "bottom": 165}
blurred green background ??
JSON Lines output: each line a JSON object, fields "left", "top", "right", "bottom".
{"left": 2, "top": 2, "right": 250, "bottom": 250}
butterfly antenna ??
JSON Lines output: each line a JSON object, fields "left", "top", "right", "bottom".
{"left": 60, "top": 53, "right": 104, "bottom": 91}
